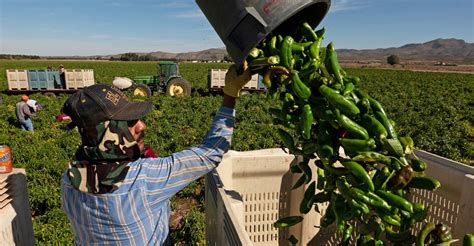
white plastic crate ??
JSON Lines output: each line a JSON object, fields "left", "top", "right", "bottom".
{"left": 6, "top": 69, "right": 29, "bottom": 91}
{"left": 64, "top": 69, "right": 95, "bottom": 89}
{"left": 0, "top": 169, "right": 34, "bottom": 246}
{"left": 208, "top": 69, "right": 262, "bottom": 91}
{"left": 205, "top": 148, "right": 474, "bottom": 245}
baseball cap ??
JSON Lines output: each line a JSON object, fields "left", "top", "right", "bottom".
{"left": 63, "top": 84, "right": 152, "bottom": 128}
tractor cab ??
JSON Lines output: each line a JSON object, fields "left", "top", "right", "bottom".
{"left": 117, "top": 60, "right": 191, "bottom": 97}
{"left": 157, "top": 61, "right": 180, "bottom": 84}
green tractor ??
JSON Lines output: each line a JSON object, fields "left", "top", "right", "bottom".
{"left": 113, "top": 61, "right": 192, "bottom": 97}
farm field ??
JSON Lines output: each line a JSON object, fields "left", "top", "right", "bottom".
{"left": 0, "top": 60, "right": 473, "bottom": 244}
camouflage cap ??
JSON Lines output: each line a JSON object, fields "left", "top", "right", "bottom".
{"left": 63, "top": 84, "right": 152, "bottom": 128}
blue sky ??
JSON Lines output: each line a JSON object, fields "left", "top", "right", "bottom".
{"left": 1, "top": 0, "right": 473, "bottom": 56}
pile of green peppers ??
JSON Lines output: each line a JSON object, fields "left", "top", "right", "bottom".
{"left": 249, "top": 22, "right": 455, "bottom": 245}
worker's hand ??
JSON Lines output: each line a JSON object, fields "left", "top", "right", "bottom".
{"left": 223, "top": 62, "right": 252, "bottom": 97}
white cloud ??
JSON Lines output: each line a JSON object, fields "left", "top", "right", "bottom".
{"left": 153, "top": 2, "right": 191, "bottom": 9}
{"left": 330, "top": 0, "right": 369, "bottom": 12}
{"left": 170, "top": 10, "right": 204, "bottom": 18}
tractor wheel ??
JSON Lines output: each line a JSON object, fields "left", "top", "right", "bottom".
{"left": 166, "top": 78, "right": 191, "bottom": 97}
{"left": 132, "top": 84, "right": 152, "bottom": 97}
{"left": 44, "top": 92, "right": 56, "bottom": 98}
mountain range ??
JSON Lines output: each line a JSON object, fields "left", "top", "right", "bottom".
{"left": 73, "top": 38, "right": 474, "bottom": 64}
{"left": 107, "top": 38, "right": 473, "bottom": 64}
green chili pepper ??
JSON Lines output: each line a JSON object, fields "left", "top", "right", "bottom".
{"left": 248, "top": 55, "right": 280, "bottom": 67}
{"left": 386, "top": 226, "right": 414, "bottom": 243}
{"left": 316, "top": 168, "right": 326, "bottom": 190}
{"left": 268, "top": 35, "right": 280, "bottom": 56}
{"left": 410, "top": 158, "right": 427, "bottom": 172}
{"left": 399, "top": 135, "right": 415, "bottom": 154}
{"left": 301, "top": 22, "right": 318, "bottom": 41}
{"left": 248, "top": 47, "right": 262, "bottom": 59}
{"left": 360, "top": 115, "right": 388, "bottom": 139}
{"left": 291, "top": 71, "right": 311, "bottom": 100}
{"left": 320, "top": 85, "right": 360, "bottom": 117}
{"left": 332, "top": 194, "right": 346, "bottom": 233}
{"left": 357, "top": 98, "right": 371, "bottom": 115}
{"left": 301, "top": 104, "right": 313, "bottom": 140}
{"left": 407, "top": 176, "right": 441, "bottom": 191}
{"left": 322, "top": 159, "right": 350, "bottom": 176}
{"left": 291, "top": 42, "right": 312, "bottom": 52}
{"left": 339, "top": 138, "right": 376, "bottom": 153}
{"left": 325, "top": 42, "right": 344, "bottom": 85}
{"left": 316, "top": 122, "right": 335, "bottom": 158}
{"left": 341, "top": 160, "right": 375, "bottom": 191}
{"left": 342, "top": 223, "right": 353, "bottom": 245}
{"left": 274, "top": 216, "right": 304, "bottom": 229}
{"left": 315, "top": 27, "right": 326, "bottom": 38}
{"left": 350, "top": 198, "right": 370, "bottom": 215}
{"left": 280, "top": 36, "right": 294, "bottom": 68}
{"left": 336, "top": 177, "right": 353, "bottom": 200}
{"left": 262, "top": 66, "right": 290, "bottom": 88}
{"left": 375, "top": 111, "right": 398, "bottom": 139}
{"left": 313, "top": 191, "right": 331, "bottom": 204}
{"left": 302, "top": 142, "right": 318, "bottom": 155}
{"left": 351, "top": 187, "right": 392, "bottom": 211}
{"left": 463, "top": 234, "right": 474, "bottom": 246}
{"left": 352, "top": 151, "right": 391, "bottom": 164}
{"left": 298, "top": 158, "right": 312, "bottom": 185}
{"left": 277, "top": 128, "right": 295, "bottom": 152}
{"left": 416, "top": 222, "right": 436, "bottom": 246}
{"left": 320, "top": 201, "right": 336, "bottom": 228}
{"left": 337, "top": 114, "right": 369, "bottom": 140}
{"left": 376, "top": 190, "right": 414, "bottom": 213}
{"left": 300, "top": 181, "right": 315, "bottom": 214}
{"left": 373, "top": 166, "right": 391, "bottom": 189}
{"left": 342, "top": 82, "right": 354, "bottom": 97}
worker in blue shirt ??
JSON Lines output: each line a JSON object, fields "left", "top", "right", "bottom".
{"left": 60, "top": 63, "right": 251, "bottom": 245}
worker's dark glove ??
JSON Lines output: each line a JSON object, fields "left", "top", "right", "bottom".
{"left": 223, "top": 62, "right": 252, "bottom": 97}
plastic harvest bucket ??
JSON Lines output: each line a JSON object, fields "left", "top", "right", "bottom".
{"left": 196, "top": 0, "right": 331, "bottom": 65}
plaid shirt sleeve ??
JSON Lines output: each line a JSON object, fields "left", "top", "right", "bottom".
{"left": 133, "top": 105, "right": 235, "bottom": 206}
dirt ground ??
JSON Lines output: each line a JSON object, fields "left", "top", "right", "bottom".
{"left": 341, "top": 61, "right": 474, "bottom": 74}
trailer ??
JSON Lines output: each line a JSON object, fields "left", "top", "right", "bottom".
{"left": 208, "top": 69, "right": 266, "bottom": 94}
{"left": 6, "top": 69, "right": 95, "bottom": 96}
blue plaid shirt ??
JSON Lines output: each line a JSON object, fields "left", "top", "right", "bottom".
{"left": 61, "top": 106, "right": 235, "bottom": 245}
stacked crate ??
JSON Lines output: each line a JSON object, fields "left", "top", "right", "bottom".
{"left": 208, "top": 69, "right": 265, "bottom": 92}
{"left": 0, "top": 169, "right": 34, "bottom": 246}
{"left": 27, "top": 70, "right": 61, "bottom": 90}
{"left": 6, "top": 70, "right": 29, "bottom": 91}
{"left": 64, "top": 69, "right": 95, "bottom": 89}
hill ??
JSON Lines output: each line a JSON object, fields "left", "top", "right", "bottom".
{"left": 112, "top": 38, "right": 473, "bottom": 64}
{"left": 337, "top": 38, "right": 474, "bottom": 64}
{"left": 27, "top": 38, "right": 472, "bottom": 65}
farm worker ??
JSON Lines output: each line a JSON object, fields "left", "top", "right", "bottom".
{"left": 59, "top": 64, "right": 66, "bottom": 88}
{"left": 27, "top": 98, "right": 43, "bottom": 113}
{"left": 15, "top": 95, "right": 33, "bottom": 131}
{"left": 60, "top": 63, "right": 252, "bottom": 245}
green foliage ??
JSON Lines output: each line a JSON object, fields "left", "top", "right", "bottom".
{"left": 387, "top": 54, "right": 400, "bottom": 65}
{"left": 171, "top": 207, "right": 206, "bottom": 245}
{"left": 0, "top": 60, "right": 472, "bottom": 244}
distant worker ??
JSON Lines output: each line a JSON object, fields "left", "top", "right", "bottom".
{"left": 59, "top": 64, "right": 66, "bottom": 88}
{"left": 15, "top": 95, "right": 34, "bottom": 131}
{"left": 27, "top": 98, "right": 44, "bottom": 113}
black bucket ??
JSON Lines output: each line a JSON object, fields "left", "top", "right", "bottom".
{"left": 196, "top": 0, "right": 331, "bottom": 65}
